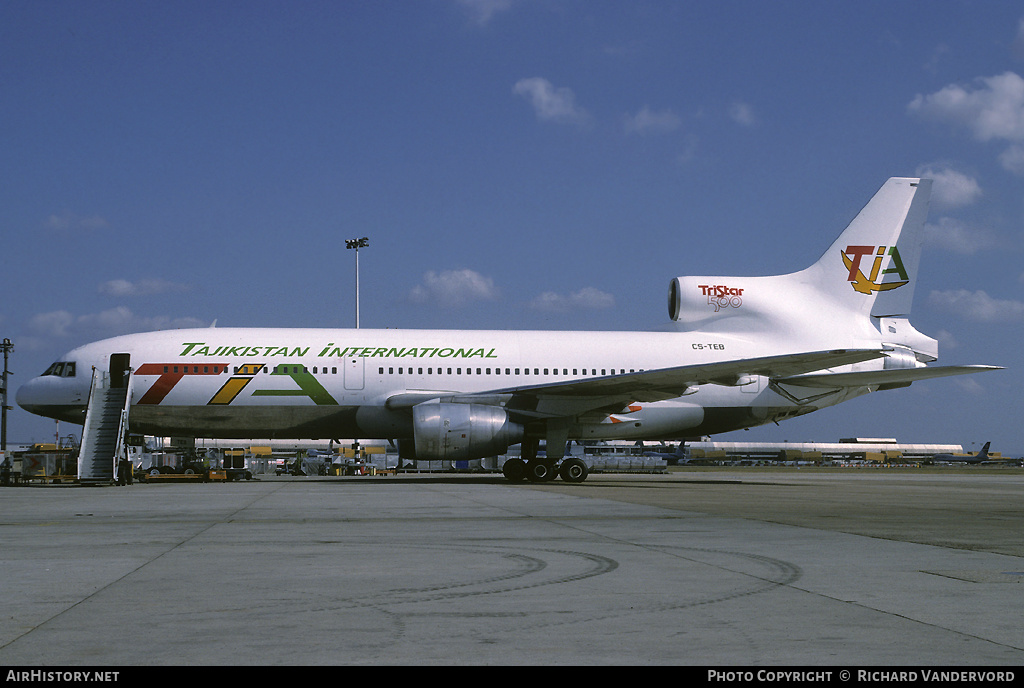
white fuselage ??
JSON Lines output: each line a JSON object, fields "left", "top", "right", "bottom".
{"left": 15, "top": 326, "right": 867, "bottom": 443}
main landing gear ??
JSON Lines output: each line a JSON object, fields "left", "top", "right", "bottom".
{"left": 501, "top": 456, "right": 589, "bottom": 484}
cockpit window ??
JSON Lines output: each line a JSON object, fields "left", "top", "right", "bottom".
{"left": 42, "top": 361, "right": 76, "bottom": 378}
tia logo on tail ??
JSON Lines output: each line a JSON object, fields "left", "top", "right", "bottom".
{"left": 841, "top": 245, "right": 909, "bottom": 295}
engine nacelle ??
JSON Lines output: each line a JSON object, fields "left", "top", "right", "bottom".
{"left": 668, "top": 276, "right": 749, "bottom": 323}
{"left": 412, "top": 403, "right": 524, "bottom": 461}
{"left": 883, "top": 344, "right": 920, "bottom": 370}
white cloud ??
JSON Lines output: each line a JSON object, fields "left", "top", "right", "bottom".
{"left": 529, "top": 286, "right": 615, "bottom": 312}
{"left": 28, "top": 310, "right": 75, "bottom": 338}
{"left": 728, "top": 101, "right": 757, "bottom": 127}
{"left": 928, "top": 289, "right": 1024, "bottom": 322}
{"left": 914, "top": 165, "right": 982, "bottom": 208}
{"left": 1013, "top": 17, "right": 1024, "bottom": 60}
{"left": 954, "top": 375, "right": 987, "bottom": 395}
{"left": 513, "top": 77, "right": 590, "bottom": 126}
{"left": 909, "top": 72, "right": 1024, "bottom": 173}
{"left": 924, "top": 217, "right": 997, "bottom": 255}
{"left": 998, "top": 143, "right": 1024, "bottom": 174}
{"left": 933, "top": 329, "right": 958, "bottom": 350}
{"left": 455, "top": 0, "right": 513, "bottom": 27}
{"left": 28, "top": 307, "right": 206, "bottom": 340}
{"left": 624, "top": 106, "right": 681, "bottom": 135}
{"left": 98, "top": 278, "right": 192, "bottom": 297}
{"left": 44, "top": 212, "right": 108, "bottom": 232}
{"left": 409, "top": 269, "right": 497, "bottom": 307}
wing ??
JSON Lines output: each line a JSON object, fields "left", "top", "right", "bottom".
{"left": 775, "top": 364, "right": 1002, "bottom": 389}
{"left": 386, "top": 348, "right": 888, "bottom": 419}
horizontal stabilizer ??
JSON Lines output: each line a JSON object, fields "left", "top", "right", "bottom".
{"left": 776, "top": 365, "right": 1002, "bottom": 389}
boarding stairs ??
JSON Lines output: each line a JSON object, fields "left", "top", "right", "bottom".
{"left": 77, "top": 366, "right": 133, "bottom": 485}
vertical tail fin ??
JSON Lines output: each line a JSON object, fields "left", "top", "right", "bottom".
{"left": 803, "top": 177, "right": 931, "bottom": 318}
{"left": 667, "top": 177, "right": 932, "bottom": 342}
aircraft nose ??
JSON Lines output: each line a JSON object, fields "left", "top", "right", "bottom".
{"left": 16, "top": 375, "right": 85, "bottom": 420}
{"left": 16, "top": 376, "right": 52, "bottom": 414}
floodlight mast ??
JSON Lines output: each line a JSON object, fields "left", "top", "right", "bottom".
{"left": 345, "top": 237, "right": 369, "bottom": 328}
{"left": 1, "top": 338, "right": 12, "bottom": 454}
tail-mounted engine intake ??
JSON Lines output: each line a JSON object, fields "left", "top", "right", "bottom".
{"left": 412, "top": 403, "right": 524, "bottom": 461}
{"left": 668, "top": 276, "right": 749, "bottom": 323}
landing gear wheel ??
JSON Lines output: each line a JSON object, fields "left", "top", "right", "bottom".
{"left": 525, "top": 460, "right": 557, "bottom": 482}
{"left": 502, "top": 458, "right": 527, "bottom": 482}
{"left": 558, "top": 457, "right": 589, "bottom": 483}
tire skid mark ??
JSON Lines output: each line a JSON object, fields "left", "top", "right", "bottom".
{"left": 498, "top": 545, "right": 803, "bottom": 633}
{"left": 374, "top": 544, "right": 619, "bottom": 603}
{"left": 389, "top": 552, "right": 547, "bottom": 595}
{"left": 191, "top": 540, "right": 801, "bottom": 660}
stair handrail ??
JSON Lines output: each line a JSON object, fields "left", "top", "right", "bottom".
{"left": 77, "top": 367, "right": 103, "bottom": 473}
{"left": 114, "top": 369, "right": 133, "bottom": 468}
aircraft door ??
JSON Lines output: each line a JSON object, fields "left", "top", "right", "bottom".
{"left": 344, "top": 356, "right": 364, "bottom": 390}
{"left": 110, "top": 353, "right": 131, "bottom": 388}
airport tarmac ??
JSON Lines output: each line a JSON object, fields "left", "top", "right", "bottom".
{"left": 1, "top": 468, "right": 1022, "bottom": 666}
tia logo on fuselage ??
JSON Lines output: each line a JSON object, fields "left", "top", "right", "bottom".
{"left": 698, "top": 284, "right": 744, "bottom": 312}
{"left": 841, "top": 245, "right": 909, "bottom": 295}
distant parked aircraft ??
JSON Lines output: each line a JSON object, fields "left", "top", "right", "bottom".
{"left": 932, "top": 442, "right": 991, "bottom": 464}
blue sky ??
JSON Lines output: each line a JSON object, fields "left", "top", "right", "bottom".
{"left": 3, "top": 1, "right": 1023, "bottom": 453}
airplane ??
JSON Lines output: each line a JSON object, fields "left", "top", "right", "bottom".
{"left": 929, "top": 442, "right": 1020, "bottom": 465}
{"left": 17, "top": 177, "right": 1001, "bottom": 484}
